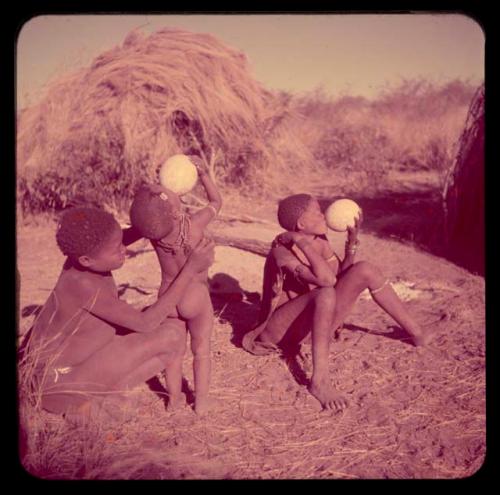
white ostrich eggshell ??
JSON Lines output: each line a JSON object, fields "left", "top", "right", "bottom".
{"left": 325, "top": 199, "right": 361, "bottom": 232}
{"left": 159, "top": 154, "right": 198, "bottom": 195}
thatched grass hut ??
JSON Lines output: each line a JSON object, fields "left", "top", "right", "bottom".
{"left": 17, "top": 28, "right": 313, "bottom": 215}
{"left": 442, "top": 83, "right": 484, "bottom": 275}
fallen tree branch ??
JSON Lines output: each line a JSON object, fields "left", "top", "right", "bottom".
{"left": 126, "top": 232, "right": 271, "bottom": 258}
{"left": 210, "top": 233, "right": 270, "bottom": 257}
{"left": 216, "top": 214, "right": 277, "bottom": 226}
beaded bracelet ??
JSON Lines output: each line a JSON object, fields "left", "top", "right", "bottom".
{"left": 345, "top": 240, "right": 360, "bottom": 255}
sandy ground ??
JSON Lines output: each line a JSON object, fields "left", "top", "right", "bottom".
{"left": 17, "top": 195, "right": 485, "bottom": 479}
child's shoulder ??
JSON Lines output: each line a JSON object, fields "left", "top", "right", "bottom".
{"left": 59, "top": 269, "right": 114, "bottom": 300}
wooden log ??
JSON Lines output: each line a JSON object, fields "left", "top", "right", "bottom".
{"left": 125, "top": 232, "right": 271, "bottom": 258}
{"left": 210, "top": 233, "right": 270, "bottom": 257}
{"left": 216, "top": 213, "right": 276, "bottom": 226}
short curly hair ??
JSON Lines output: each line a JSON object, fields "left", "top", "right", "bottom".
{"left": 129, "top": 185, "right": 175, "bottom": 240}
{"left": 277, "top": 193, "right": 313, "bottom": 231}
{"left": 56, "top": 207, "right": 120, "bottom": 259}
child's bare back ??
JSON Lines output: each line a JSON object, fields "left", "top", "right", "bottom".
{"left": 31, "top": 265, "right": 118, "bottom": 376}
{"left": 154, "top": 213, "right": 210, "bottom": 297}
{"left": 129, "top": 155, "right": 222, "bottom": 415}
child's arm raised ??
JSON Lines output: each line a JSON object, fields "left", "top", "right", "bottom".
{"left": 189, "top": 155, "right": 223, "bottom": 229}
{"left": 81, "top": 238, "right": 215, "bottom": 333}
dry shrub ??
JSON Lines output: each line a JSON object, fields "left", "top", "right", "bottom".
{"left": 293, "top": 80, "right": 477, "bottom": 195}
{"left": 372, "top": 80, "right": 475, "bottom": 176}
{"left": 17, "top": 25, "right": 477, "bottom": 215}
{"left": 17, "top": 27, "right": 313, "bottom": 216}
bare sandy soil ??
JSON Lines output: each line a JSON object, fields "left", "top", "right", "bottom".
{"left": 17, "top": 183, "right": 485, "bottom": 479}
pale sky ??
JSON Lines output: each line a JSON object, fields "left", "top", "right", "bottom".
{"left": 16, "top": 13, "right": 484, "bottom": 109}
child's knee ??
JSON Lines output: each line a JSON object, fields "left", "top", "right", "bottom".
{"left": 313, "top": 286, "right": 336, "bottom": 311}
{"left": 190, "top": 332, "right": 211, "bottom": 357}
{"left": 352, "top": 261, "right": 382, "bottom": 285}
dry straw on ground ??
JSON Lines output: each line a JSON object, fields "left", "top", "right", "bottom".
{"left": 18, "top": 220, "right": 485, "bottom": 480}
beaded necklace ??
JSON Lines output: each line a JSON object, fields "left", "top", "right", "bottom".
{"left": 156, "top": 213, "right": 192, "bottom": 256}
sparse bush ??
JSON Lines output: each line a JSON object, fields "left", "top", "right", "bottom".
{"left": 16, "top": 25, "right": 479, "bottom": 216}
{"left": 293, "top": 78, "right": 477, "bottom": 194}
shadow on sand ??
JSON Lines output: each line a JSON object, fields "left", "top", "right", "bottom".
{"left": 342, "top": 323, "right": 417, "bottom": 346}
{"left": 208, "top": 272, "right": 261, "bottom": 348}
{"left": 146, "top": 375, "right": 196, "bottom": 409}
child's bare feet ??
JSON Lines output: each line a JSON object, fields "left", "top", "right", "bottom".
{"left": 308, "top": 381, "right": 348, "bottom": 412}
{"left": 166, "top": 393, "right": 186, "bottom": 412}
{"left": 194, "top": 395, "right": 217, "bottom": 416}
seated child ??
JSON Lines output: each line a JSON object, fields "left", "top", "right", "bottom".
{"left": 130, "top": 155, "right": 222, "bottom": 415}
{"left": 243, "top": 193, "right": 434, "bottom": 411}
{"left": 20, "top": 206, "right": 215, "bottom": 421}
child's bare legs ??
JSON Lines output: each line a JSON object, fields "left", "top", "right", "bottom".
{"left": 259, "top": 287, "right": 346, "bottom": 411}
{"left": 308, "top": 288, "right": 348, "bottom": 411}
{"left": 189, "top": 307, "right": 213, "bottom": 415}
{"left": 161, "top": 319, "right": 187, "bottom": 411}
{"left": 177, "top": 282, "right": 214, "bottom": 415}
{"left": 41, "top": 321, "right": 185, "bottom": 416}
{"left": 331, "top": 261, "right": 430, "bottom": 346}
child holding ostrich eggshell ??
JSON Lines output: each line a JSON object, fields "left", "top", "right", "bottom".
{"left": 325, "top": 198, "right": 362, "bottom": 232}
{"left": 243, "top": 193, "right": 435, "bottom": 412}
{"left": 159, "top": 154, "right": 199, "bottom": 196}
{"left": 130, "top": 154, "right": 222, "bottom": 416}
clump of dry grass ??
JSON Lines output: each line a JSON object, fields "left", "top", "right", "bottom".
{"left": 293, "top": 79, "right": 477, "bottom": 196}
{"left": 17, "top": 27, "right": 313, "bottom": 216}
{"left": 20, "top": 315, "right": 485, "bottom": 479}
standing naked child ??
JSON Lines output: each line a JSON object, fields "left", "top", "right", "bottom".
{"left": 130, "top": 156, "right": 222, "bottom": 415}
{"left": 20, "top": 207, "right": 215, "bottom": 422}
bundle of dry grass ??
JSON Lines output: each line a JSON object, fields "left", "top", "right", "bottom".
{"left": 17, "top": 27, "right": 313, "bottom": 215}
{"left": 442, "top": 83, "right": 484, "bottom": 275}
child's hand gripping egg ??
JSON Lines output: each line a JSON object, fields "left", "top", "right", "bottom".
{"left": 325, "top": 198, "right": 361, "bottom": 232}
{"left": 159, "top": 154, "right": 199, "bottom": 195}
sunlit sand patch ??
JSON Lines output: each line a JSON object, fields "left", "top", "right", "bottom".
{"left": 360, "top": 280, "right": 429, "bottom": 302}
